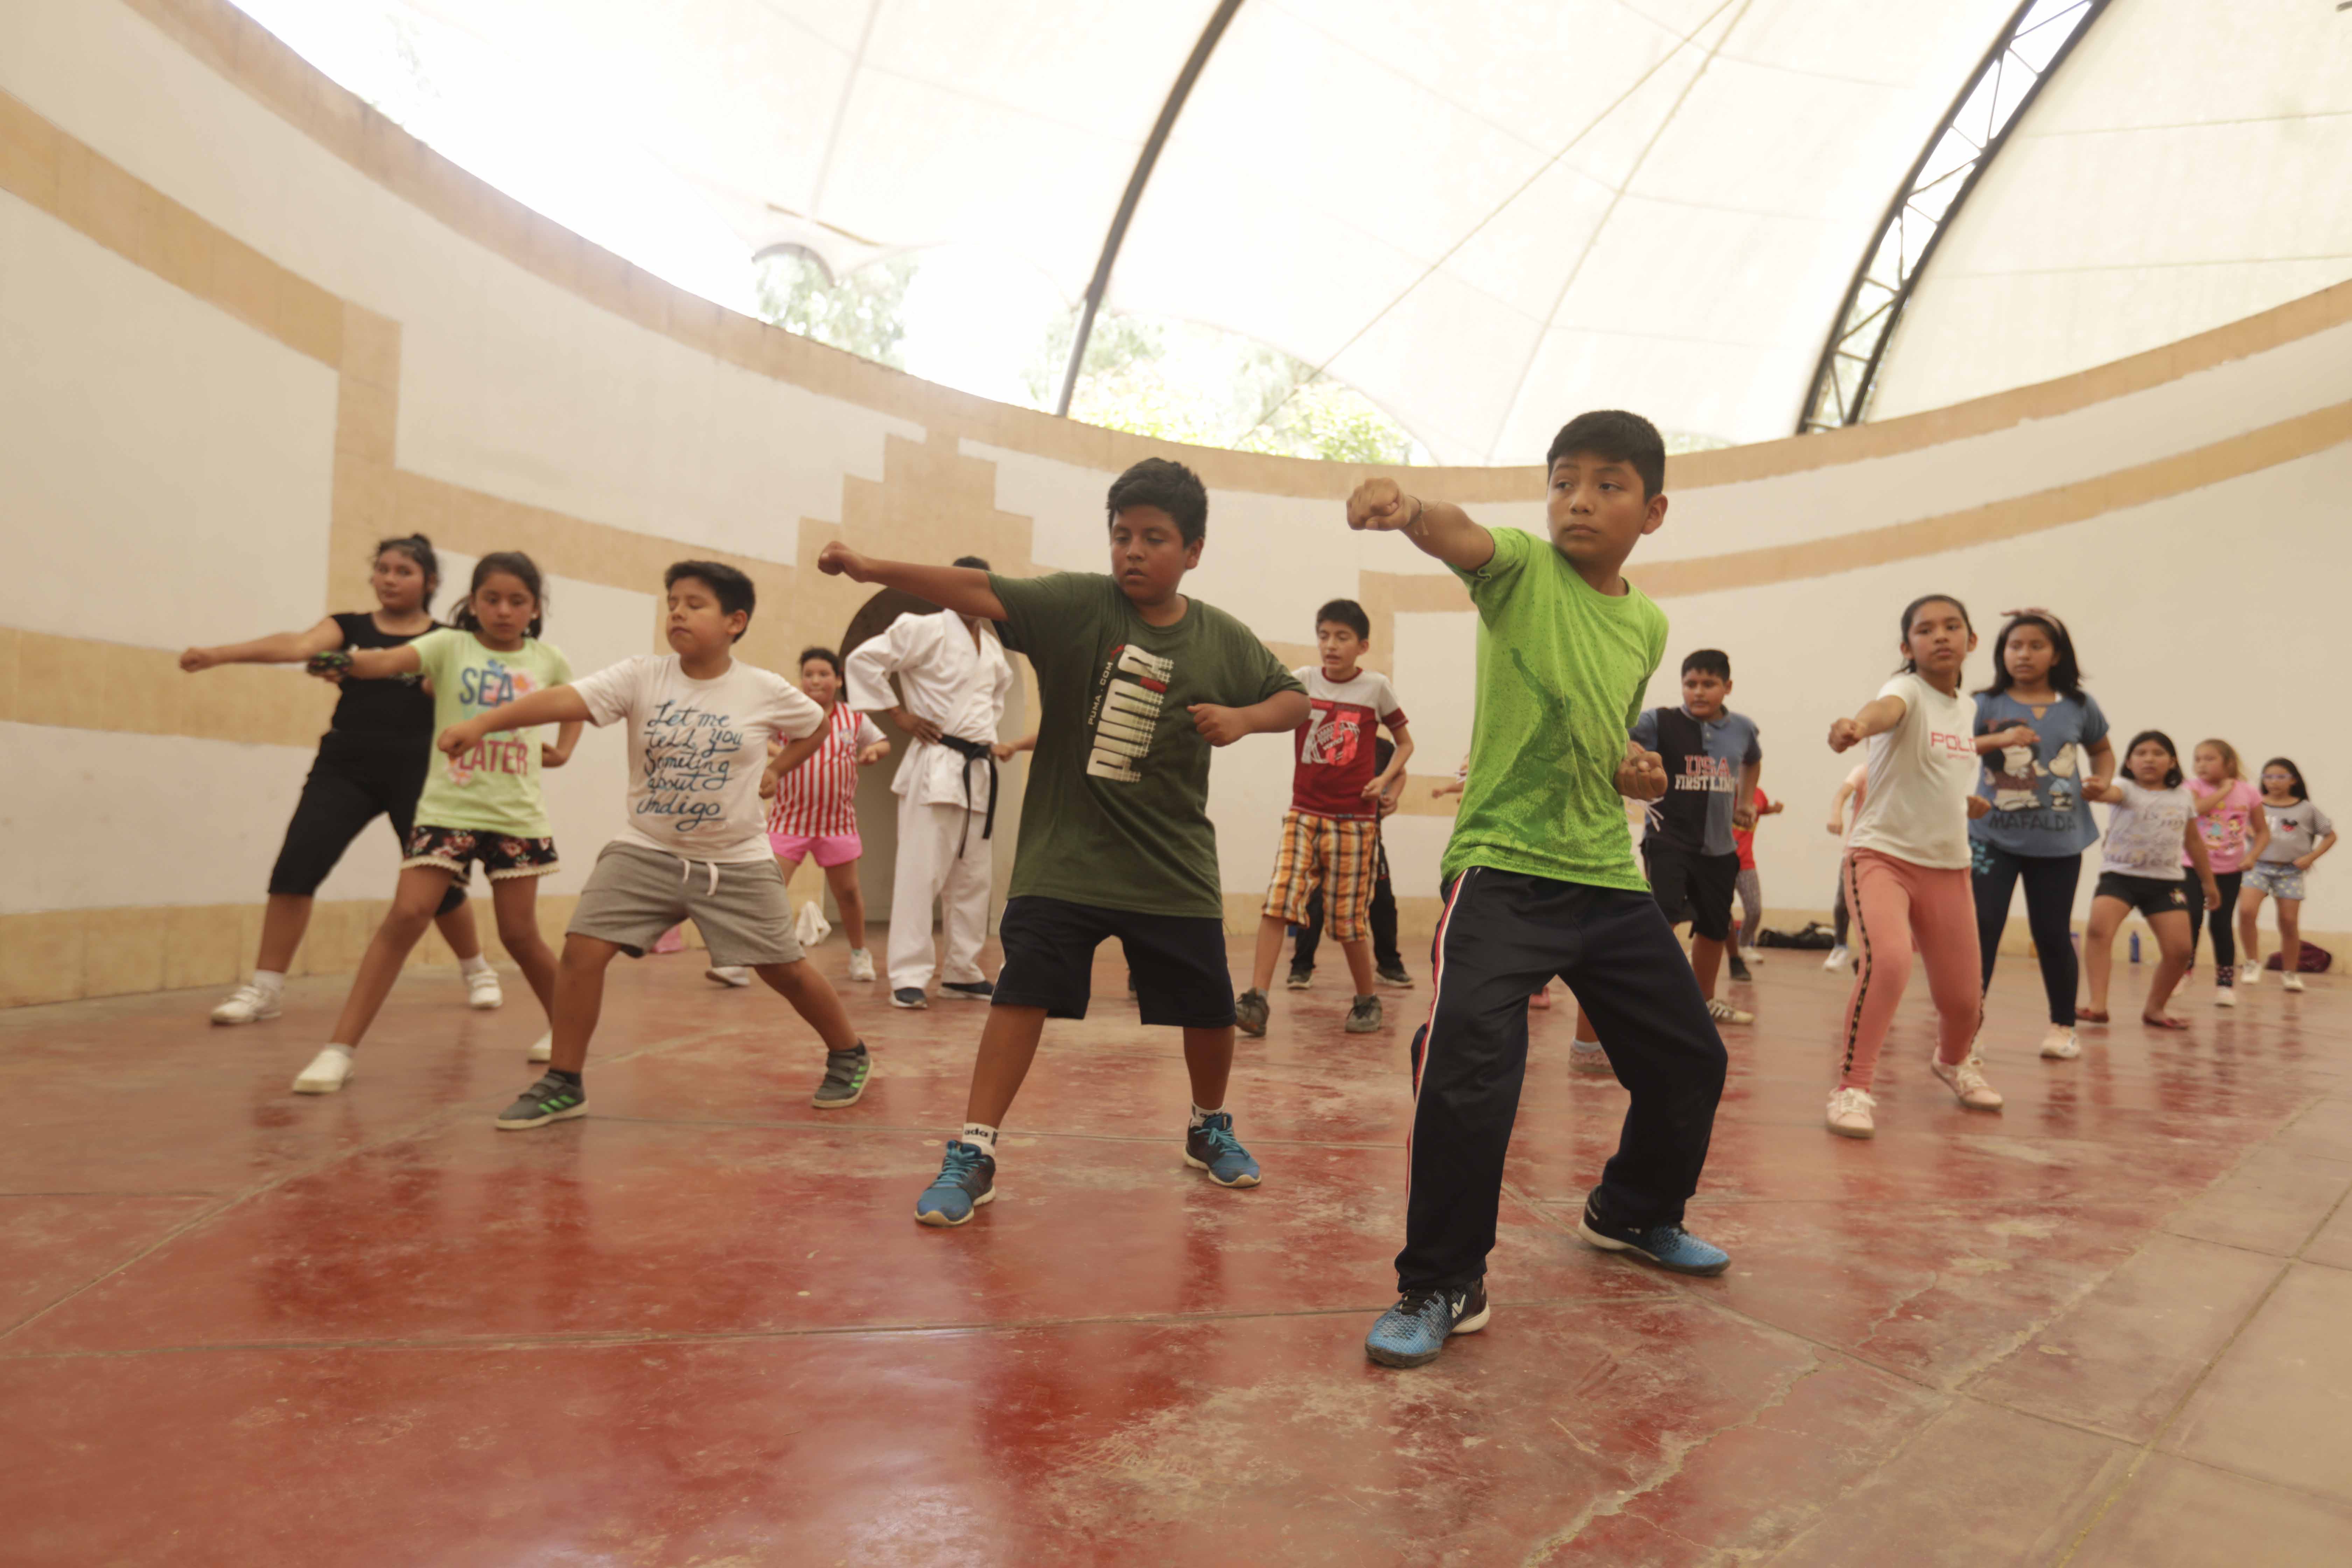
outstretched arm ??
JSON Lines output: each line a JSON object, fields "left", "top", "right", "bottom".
{"left": 310, "top": 644, "right": 425, "bottom": 684}
{"left": 1828, "top": 694, "right": 1907, "bottom": 754}
{"left": 817, "top": 544, "right": 1007, "bottom": 622}
{"left": 1616, "top": 740, "right": 1668, "bottom": 802}
{"left": 1345, "top": 478, "right": 1495, "bottom": 573}
{"left": 1188, "top": 691, "right": 1310, "bottom": 747}
{"left": 182, "top": 617, "right": 345, "bottom": 672}
{"left": 437, "top": 685, "right": 594, "bottom": 759}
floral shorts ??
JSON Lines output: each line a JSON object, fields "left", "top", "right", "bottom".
{"left": 2245, "top": 859, "right": 2306, "bottom": 902}
{"left": 401, "top": 824, "right": 560, "bottom": 883}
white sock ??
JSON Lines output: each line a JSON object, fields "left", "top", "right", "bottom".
{"left": 252, "top": 970, "right": 285, "bottom": 997}
{"left": 321, "top": 1042, "right": 355, "bottom": 1061}
{"left": 459, "top": 954, "right": 495, "bottom": 978}
{"left": 960, "top": 1122, "right": 998, "bottom": 1154}
{"left": 1189, "top": 1101, "right": 1222, "bottom": 1128}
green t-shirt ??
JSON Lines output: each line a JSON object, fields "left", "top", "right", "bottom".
{"left": 1441, "top": 526, "right": 1667, "bottom": 892}
{"left": 991, "top": 572, "right": 1303, "bottom": 919}
{"left": 410, "top": 628, "right": 574, "bottom": 838}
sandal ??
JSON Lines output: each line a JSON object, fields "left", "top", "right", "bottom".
{"left": 2142, "top": 1013, "right": 2191, "bottom": 1030}
{"left": 2076, "top": 1008, "right": 2110, "bottom": 1023}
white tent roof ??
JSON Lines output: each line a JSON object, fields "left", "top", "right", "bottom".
{"left": 1869, "top": 0, "right": 2352, "bottom": 419}
{"left": 381, "top": 1, "right": 2347, "bottom": 458}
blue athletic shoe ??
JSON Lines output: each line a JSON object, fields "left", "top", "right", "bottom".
{"left": 1365, "top": 1280, "right": 1490, "bottom": 1368}
{"left": 1576, "top": 1198, "right": 1730, "bottom": 1276}
{"left": 913, "top": 1141, "right": 996, "bottom": 1227}
{"left": 1183, "top": 1112, "right": 1261, "bottom": 1188}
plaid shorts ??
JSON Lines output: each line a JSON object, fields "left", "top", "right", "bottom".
{"left": 1262, "top": 809, "right": 1380, "bottom": 940}
{"left": 401, "top": 823, "right": 560, "bottom": 882}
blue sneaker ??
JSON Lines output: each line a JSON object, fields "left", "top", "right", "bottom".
{"left": 1365, "top": 1280, "right": 1490, "bottom": 1368}
{"left": 913, "top": 1141, "right": 995, "bottom": 1227}
{"left": 1183, "top": 1111, "right": 1261, "bottom": 1188}
{"left": 1576, "top": 1198, "right": 1730, "bottom": 1276}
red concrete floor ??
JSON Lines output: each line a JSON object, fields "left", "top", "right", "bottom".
{"left": 5, "top": 937, "right": 2351, "bottom": 1567}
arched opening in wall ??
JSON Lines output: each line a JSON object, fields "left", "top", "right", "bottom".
{"left": 827, "top": 589, "right": 1028, "bottom": 938}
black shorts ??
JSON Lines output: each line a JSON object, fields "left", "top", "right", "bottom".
{"left": 270, "top": 732, "right": 464, "bottom": 916}
{"left": 994, "top": 895, "right": 1236, "bottom": 1029}
{"left": 2095, "top": 871, "right": 2196, "bottom": 921}
{"left": 1643, "top": 843, "right": 1740, "bottom": 941}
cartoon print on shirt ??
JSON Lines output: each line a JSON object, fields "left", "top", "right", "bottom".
{"left": 1300, "top": 701, "right": 1366, "bottom": 770}
{"left": 1986, "top": 743, "right": 2041, "bottom": 812}
{"left": 2046, "top": 743, "right": 2079, "bottom": 814}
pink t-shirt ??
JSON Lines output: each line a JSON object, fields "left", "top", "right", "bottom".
{"left": 2186, "top": 777, "right": 2262, "bottom": 873}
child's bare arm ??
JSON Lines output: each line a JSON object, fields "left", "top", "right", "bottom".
{"left": 182, "top": 617, "right": 345, "bottom": 672}
{"left": 1828, "top": 694, "right": 1906, "bottom": 753}
{"left": 312, "top": 644, "right": 425, "bottom": 684}
{"left": 1364, "top": 720, "right": 1415, "bottom": 798}
{"left": 438, "top": 685, "right": 593, "bottom": 758}
{"left": 1345, "top": 478, "right": 1494, "bottom": 572}
{"left": 815, "top": 545, "right": 1007, "bottom": 622}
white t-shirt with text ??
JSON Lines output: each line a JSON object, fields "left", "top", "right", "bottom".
{"left": 1848, "top": 673, "right": 1976, "bottom": 870}
{"left": 2102, "top": 780, "right": 2197, "bottom": 880}
{"left": 572, "top": 655, "right": 825, "bottom": 864}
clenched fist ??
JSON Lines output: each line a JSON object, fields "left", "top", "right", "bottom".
{"left": 816, "top": 542, "right": 870, "bottom": 580}
{"left": 1615, "top": 748, "right": 1668, "bottom": 802}
{"left": 1188, "top": 703, "right": 1249, "bottom": 747}
{"left": 1828, "top": 717, "right": 1864, "bottom": 753}
{"left": 1346, "top": 477, "right": 1421, "bottom": 532}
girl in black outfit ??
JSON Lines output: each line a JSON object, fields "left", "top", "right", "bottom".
{"left": 181, "top": 535, "right": 500, "bottom": 1024}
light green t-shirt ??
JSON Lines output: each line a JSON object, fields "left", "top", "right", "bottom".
{"left": 1440, "top": 525, "right": 1667, "bottom": 892}
{"left": 990, "top": 572, "right": 1303, "bottom": 919}
{"left": 410, "top": 628, "right": 573, "bottom": 838}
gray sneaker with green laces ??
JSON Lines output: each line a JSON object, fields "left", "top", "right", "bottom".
{"left": 812, "top": 1043, "right": 871, "bottom": 1109}
{"left": 495, "top": 1072, "right": 587, "bottom": 1130}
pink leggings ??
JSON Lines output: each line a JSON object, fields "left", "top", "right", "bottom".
{"left": 1838, "top": 849, "right": 1983, "bottom": 1092}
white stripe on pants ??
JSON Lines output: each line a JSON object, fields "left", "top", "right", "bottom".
{"left": 888, "top": 798, "right": 991, "bottom": 993}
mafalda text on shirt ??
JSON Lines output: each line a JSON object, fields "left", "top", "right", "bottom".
{"left": 1086, "top": 644, "right": 1174, "bottom": 783}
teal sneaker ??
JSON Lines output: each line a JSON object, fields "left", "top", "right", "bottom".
{"left": 914, "top": 1141, "right": 996, "bottom": 1227}
{"left": 1183, "top": 1111, "right": 1261, "bottom": 1188}
{"left": 1365, "top": 1280, "right": 1490, "bottom": 1368}
{"left": 1576, "top": 1198, "right": 1730, "bottom": 1276}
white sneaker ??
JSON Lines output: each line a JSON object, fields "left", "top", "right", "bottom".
{"left": 2240, "top": 962, "right": 2260, "bottom": 986}
{"left": 704, "top": 966, "right": 753, "bottom": 988}
{"left": 1932, "top": 1054, "right": 2004, "bottom": 1111}
{"left": 1823, "top": 946, "right": 1849, "bottom": 972}
{"left": 847, "top": 948, "right": 876, "bottom": 983}
{"left": 1826, "top": 1087, "right": 1877, "bottom": 1139}
{"left": 1706, "top": 997, "right": 1755, "bottom": 1026}
{"left": 2040, "top": 1027, "right": 2081, "bottom": 1060}
{"left": 528, "top": 1032, "right": 552, "bottom": 1063}
{"left": 292, "top": 1045, "right": 354, "bottom": 1094}
{"left": 210, "top": 983, "right": 281, "bottom": 1026}
{"left": 2283, "top": 973, "right": 2305, "bottom": 993}
{"left": 464, "top": 967, "right": 503, "bottom": 1010}
{"left": 2214, "top": 987, "right": 2237, "bottom": 1009}
{"left": 1570, "top": 1043, "right": 1614, "bottom": 1077}
{"left": 1739, "top": 946, "right": 1765, "bottom": 965}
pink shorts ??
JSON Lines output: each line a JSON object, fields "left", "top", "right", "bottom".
{"left": 768, "top": 830, "right": 861, "bottom": 868}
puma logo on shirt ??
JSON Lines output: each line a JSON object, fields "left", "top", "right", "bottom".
{"left": 1086, "top": 644, "right": 1174, "bottom": 783}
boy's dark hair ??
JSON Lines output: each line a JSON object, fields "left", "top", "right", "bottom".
{"left": 1895, "top": 593, "right": 1972, "bottom": 675}
{"left": 2261, "top": 756, "right": 2310, "bottom": 802}
{"left": 2125, "top": 730, "right": 2185, "bottom": 791}
{"left": 1315, "top": 598, "right": 1371, "bottom": 639}
{"left": 952, "top": 555, "right": 991, "bottom": 571}
{"left": 665, "top": 560, "right": 756, "bottom": 641}
{"left": 373, "top": 533, "right": 440, "bottom": 612}
{"left": 1105, "top": 457, "right": 1208, "bottom": 544}
{"left": 1546, "top": 410, "right": 1666, "bottom": 500}
{"left": 1680, "top": 649, "right": 1730, "bottom": 681}
{"left": 451, "top": 551, "right": 547, "bottom": 640}
{"left": 798, "top": 645, "right": 841, "bottom": 679}
{"left": 1976, "top": 612, "right": 2086, "bottom": 699}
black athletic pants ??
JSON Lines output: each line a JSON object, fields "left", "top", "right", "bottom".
{"left": 2185, "top": 869, "right": 2244, "bottom": 979}
{"left": 1293, "top": 841, "right": 1401, "bottom": 974}
{"left": 1971, "top": 844, "right": 2081, "bottom": 1027}
{"left": 1398, "top": 867, "right": 1728, "bottom": 1294}
{"left": 270, "top": 732, "right": 466, "bottom": 916}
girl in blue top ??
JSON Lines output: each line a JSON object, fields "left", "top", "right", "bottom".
{"left": 1969, "top": 611, "right": 2114, "bottom": 1062}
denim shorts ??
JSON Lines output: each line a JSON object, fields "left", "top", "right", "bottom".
{"left": 2245, "top": 859, "right": 2308, "bottom": 902}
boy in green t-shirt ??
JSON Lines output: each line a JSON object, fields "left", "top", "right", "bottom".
{"left": 1352, "top": 410, "right": 1732, "bottom": 1371}
{"left": 816, "top": 458, "right": 1308, "bottom": 1227}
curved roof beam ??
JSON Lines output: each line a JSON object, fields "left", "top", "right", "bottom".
{"left": 1798, "top": 0, "right": 2114, "bottom": 434}
{"left": 1054, "top": 0, "right": 1248, "bottom": 418}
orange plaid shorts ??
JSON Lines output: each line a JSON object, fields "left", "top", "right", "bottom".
{"left": 1262, "top": 810, "right": 1380, "bottom": 939}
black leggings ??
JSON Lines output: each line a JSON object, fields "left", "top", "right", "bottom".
{"left": 2185, "top": 869, "right": 2243, "bottom": 981}
{"left": 269, "top": 733, "right": 466, "bottom": 916}
{"left": 1972, "top": 845, "right": 2081, "bottom": 1027}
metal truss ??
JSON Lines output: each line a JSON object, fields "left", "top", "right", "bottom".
{"left": 1798, "top": 0, "right": 2113, "bottom": 433}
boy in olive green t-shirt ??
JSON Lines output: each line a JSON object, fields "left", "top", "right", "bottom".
{"left": 1352, "top": 411, "right": 1733, "bottom": 1371}
{"left": 816, "top": 458, "right": 1309, "bottom": 1229}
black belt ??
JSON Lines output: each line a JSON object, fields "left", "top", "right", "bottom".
{"left": 935, "top": 734, "right": 997, "bottom": 857}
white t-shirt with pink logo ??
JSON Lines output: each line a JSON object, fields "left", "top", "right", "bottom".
{"left": 1849, "top": 673, "right": 1978, "bottom": 870}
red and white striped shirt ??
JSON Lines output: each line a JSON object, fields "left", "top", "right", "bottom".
{"left": 766, "top": 703, "right": 886, "bottom": 837}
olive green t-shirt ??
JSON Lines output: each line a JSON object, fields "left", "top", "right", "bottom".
{"left": 1440, "top": 525, "right": 1667, "bottom": 892}
{"left": 991, "top": 572, "right": 1303, "bottom": 919}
